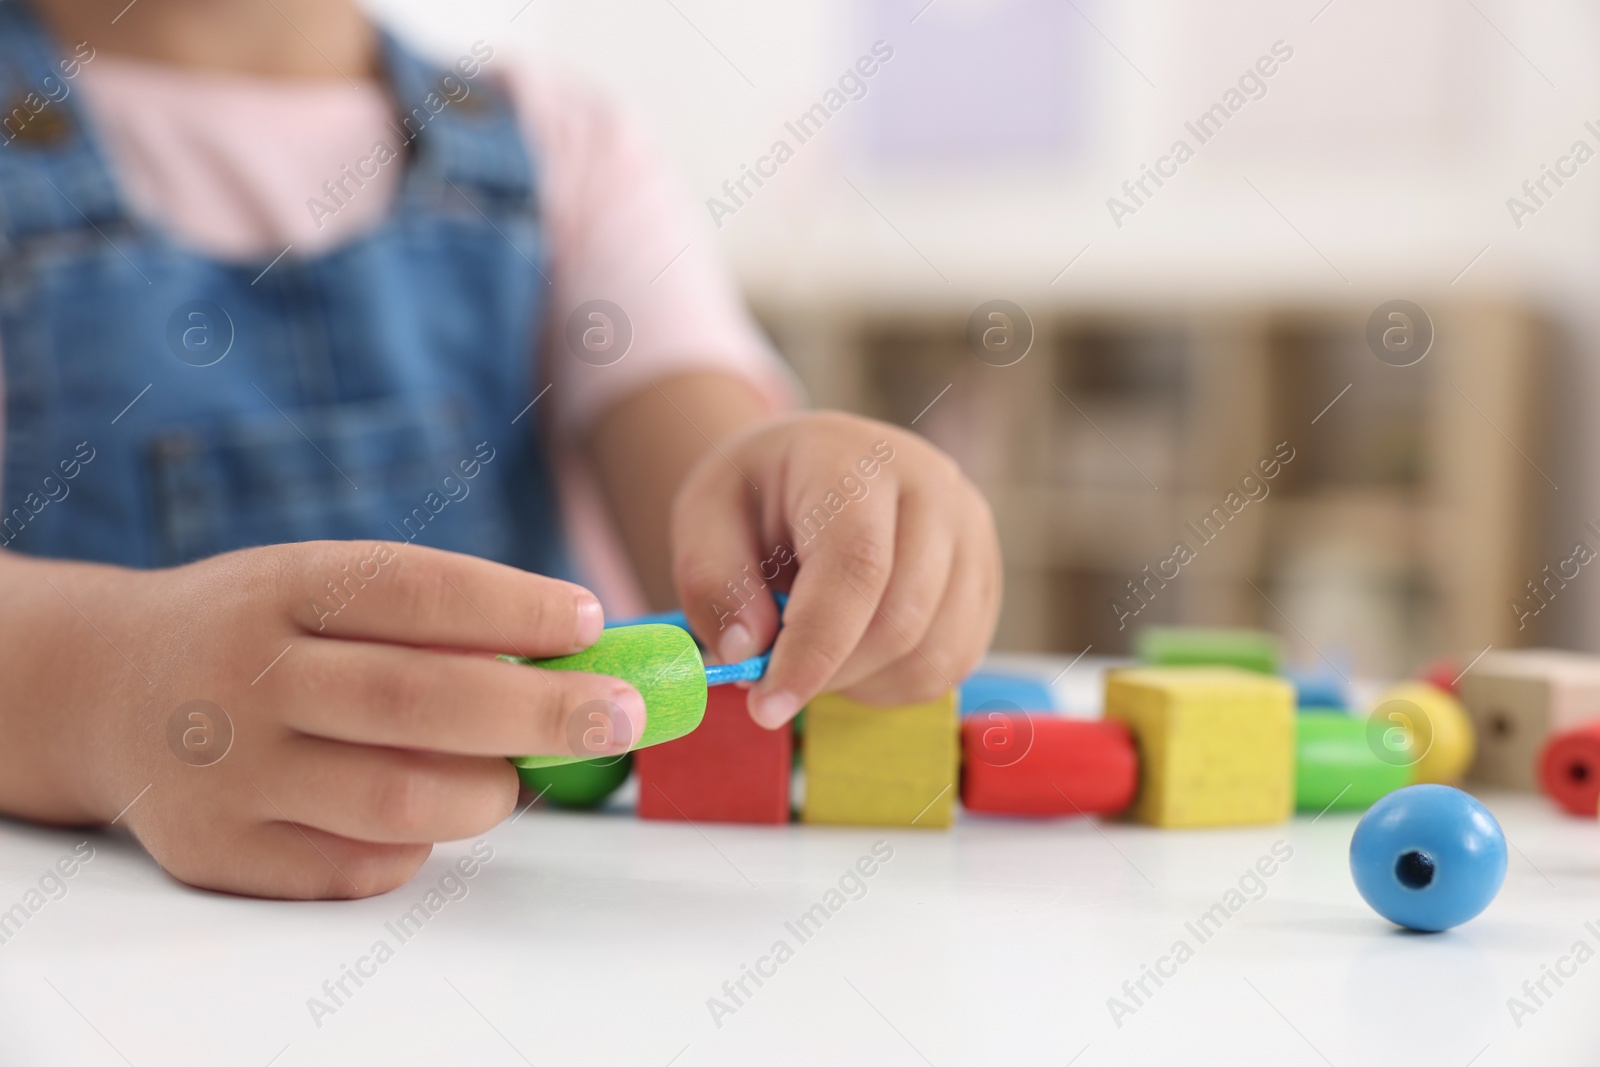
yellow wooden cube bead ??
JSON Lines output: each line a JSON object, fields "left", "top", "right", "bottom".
{"left": 1104, "top": 667, "right": 1295, "bottom": 828}
{"left": 802, "top": 690, "right": 959, "bottom": 828}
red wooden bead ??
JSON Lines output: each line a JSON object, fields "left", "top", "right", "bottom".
{"left": 960, "top": 713, "right": 1138, "bottom": 817}
{"left": 635, "top": 684, "right": 792, "bottom": 823}
{"left": 1417, "top": 656, "right": 1462, "bottom": 696}
{"left": 1537, "top": 721, "right": 1600, "bottom": 817}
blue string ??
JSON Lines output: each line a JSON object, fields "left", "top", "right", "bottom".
{"left": 704, "top": 651, "right": 771, "bottom": 686}
{"left": 606, "top": 593, "right": 787, "bottom": 684}
{"left": 605, "top": 609, "right": 689, "bottom": 629}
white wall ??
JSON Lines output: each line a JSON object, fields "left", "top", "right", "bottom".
{"left": 365, "top": 0, "right": 1600, "bottom": 292}
{"left": 366, "top": 0, "right": 1600, "bottom": 647}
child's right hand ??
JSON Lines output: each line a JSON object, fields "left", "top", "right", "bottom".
{"left": 7, "top": 541, "right": 638, "bottom": 900}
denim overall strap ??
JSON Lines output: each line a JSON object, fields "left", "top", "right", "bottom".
{"left": 380, "top": 33, "right": 535, "bottom": 218}
{"left": 0, "top": 10, "right": 570, "bottom": 577}
{"left": 0, "top": 4, "right": 122, "bottom": 249}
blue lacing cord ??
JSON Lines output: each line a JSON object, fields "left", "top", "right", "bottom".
{"left": 606, "top": 593, "right": 787, "bottom": 684}
{"left": 704, "top": 651, "right": 771, "bottom": 686}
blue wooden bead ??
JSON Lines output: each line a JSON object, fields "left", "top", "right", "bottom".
{"left": 1283, "top": 663, "right": 1349, "bottom": 709}
{"left": 1348, "top": 784, "right": 1507, "bottom": 932}
{"left": 959, "top": 670, "right": 1057, "bottom": 713}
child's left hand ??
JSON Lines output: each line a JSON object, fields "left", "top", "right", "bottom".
{"left": 671, "top": 412, "right": 1001, "bottom": 727}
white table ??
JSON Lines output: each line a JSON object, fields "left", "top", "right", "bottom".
{"left": 3, "top": 658, "right": 1598, "bottom": 1066}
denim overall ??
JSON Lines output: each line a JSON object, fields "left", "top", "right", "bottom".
{"left": 0, "top": 5, "right": 570, "bottom": 578}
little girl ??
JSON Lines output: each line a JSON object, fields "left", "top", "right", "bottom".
{"left": 0, "top": 0, "right": 1000, "bottom": 899}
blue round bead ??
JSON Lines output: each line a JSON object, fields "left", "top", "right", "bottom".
{"left": 1348, "top": 784, "right": 1507, "bottom": 932}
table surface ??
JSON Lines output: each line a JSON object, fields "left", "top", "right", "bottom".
{"left": 3, "top": 656, "right": 1598, "bottom": 1067}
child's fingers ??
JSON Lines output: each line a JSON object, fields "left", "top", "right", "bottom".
{"left": 263, "top": 736, "right": 518, "bottom": 844}
{"left": 814, "top": 490, "right": 954, "bottom": 694}
{"left": 841, "top": 531, "right": 997, "bottom": 706}
{"left": 284, "top": 541, "right": 602, "bottom": 657}
{"left": 671, "top": 470, "right": 781, "bottom": 664}
{"left": 164, "top": 821, "right": 431, "bottom": 900}
{"left": 278, "top": 640, "right": 645, "bottom": 757}
{"left": 750, "top": 502, "right": 898, "bottom": 727}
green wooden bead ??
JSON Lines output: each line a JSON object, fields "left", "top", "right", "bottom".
{"left": 1295, "top": 711, "right": 1411, "bottom": 812}
{"left": 1135, "top": 626, "right": 1280, "bottom": 674}
{"left": 502, "top": 623, "right": 708, "bottom": 770}
{"left": 516, "top": 756, "right": 632, "bottom": 809}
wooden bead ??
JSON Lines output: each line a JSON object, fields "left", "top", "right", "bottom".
{"left": 802, "top": 690, "right": 959, "bottom": 828}
{"left": 1135, "top": 626, "right": 1280, "bottom": 674}
{"left": 1417, "top": 655, "right": 1462, "bottom": 696}
{"left": 1295, "top": 712, "right": 1410, "bottom": 812}
{"left": 1373, "top": 683, "right": 1474, "bottom": 786}
{"left": 505, "top": 624, "right": 707, "bottom": 771}
{"left": 516, "top": 756, "right": 631, "bottom": 809}
{"left": 960, "top": 714, "right": 1136, "bottom": 817}
{"left": 1104, "top": 667, "right": 1295, "bottom": 827}
{"left": 1457, "top": 650, "right": 1600, "bottom": 789}
{"left": 959, "top": 670, "right": 1057, "bottom": 713}
{"left": 1349, "top": 785, "right": 1506, "bottom": 932}
{"left": 636, "top": 684, "right": 791, "bottom": 823}
{"left": 1283, "top": 664, "right": 1349, "bottom": 710}
{"left": 1537, "top": 721, "right": 1600, "bottom": 817}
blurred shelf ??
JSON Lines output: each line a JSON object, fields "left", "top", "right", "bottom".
{"left": 757, "top": 295, "right": 1549, "bottom": 677}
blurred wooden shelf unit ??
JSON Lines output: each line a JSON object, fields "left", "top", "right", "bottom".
{"left": 756, "top": 298, "right": 1548, "bottom": 679}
